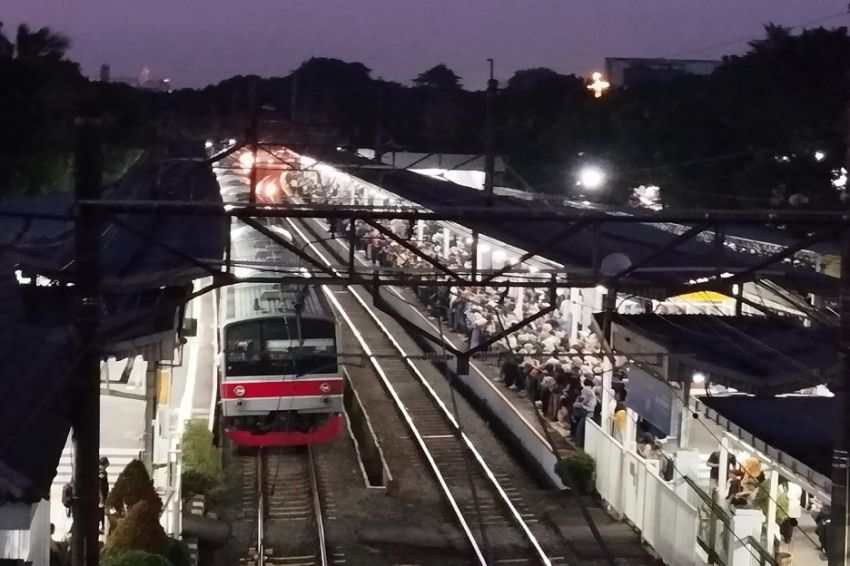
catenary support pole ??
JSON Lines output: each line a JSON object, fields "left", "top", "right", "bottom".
{"left": 484, "top": 58, "right": 497, "bottom": 206}
{"left": 71, "top": 118, "right": 103, "bottom": 566}
{"left": 248, "top": 79, "right": 259, "bottom": 205}
{"left": 829, "top": 226, "right": 850, "bottom": 566}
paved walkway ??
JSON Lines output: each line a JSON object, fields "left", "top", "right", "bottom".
{"left": 168, "top": 280, "right": 217, "bottom": 438}
{"left": 50, "top": 395, "right": 145, "bottom": 539}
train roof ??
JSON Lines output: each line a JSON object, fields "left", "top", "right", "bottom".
{"left": 221, "top": 280, "right": 329, "bottom": 324}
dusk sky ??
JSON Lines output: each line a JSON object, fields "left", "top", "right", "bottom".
{"left": 2, "top": 1, "right": 847, "bottom": 89}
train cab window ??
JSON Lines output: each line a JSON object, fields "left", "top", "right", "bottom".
{"left": 225, "top": 323, "right": 261, "bottom": 362}
{"left": 224, "top": 318, "right": 337, "bottom": 377}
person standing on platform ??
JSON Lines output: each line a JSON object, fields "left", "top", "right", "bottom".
{"left": 571, "top": 379, "right": 597, "bottom": 445}
{"left": 98, "top": 457, "right": 110, "bottom": 534}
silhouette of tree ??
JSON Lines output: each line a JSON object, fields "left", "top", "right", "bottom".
{"left": 0, "top": 23, "right": 13, "bottom": 59}
{"left": 413, "top": 64, "right": 462, "bottom": 90}
{"left": 14, "top": 24, "right": 70, "bottom": 61}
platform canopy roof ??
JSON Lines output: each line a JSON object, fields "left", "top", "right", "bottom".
{"left": 605, "top": 313, "right": 837, "bottom": 396}
{"left": 0, "top": 147, "right": 226, "bottom": 504}
{"left": 699, "top": 395, "right": 833, "bottom": 479}
{"left": 311, "top": 148, "right": 838, "bottom": 299}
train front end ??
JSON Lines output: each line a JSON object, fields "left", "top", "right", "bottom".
{"left": 220, "top": 313, "right": 343, "bottom": 447}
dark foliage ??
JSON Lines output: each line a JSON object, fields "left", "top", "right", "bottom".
{"left": 106, "top": 459, "right": 163, "bottom": 518}
{"left": 104, "top": 500, "right": 170, "bottom": 557}
{"left": 101, "top": 550, "right": 171, "bottom": 566}
{"left": 4, "top": 21, "right": 850, "bottom": 211}
{"left": 555, "top": 453, "right": 596, "bottom": 495}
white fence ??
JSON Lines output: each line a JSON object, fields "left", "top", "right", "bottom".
{"left": 584, "top": 420, "right": 701, "bottom": 566}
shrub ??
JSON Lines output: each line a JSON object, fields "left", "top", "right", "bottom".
{"left": 555, "top": 453, "right": 596, "bottom": 495}
{"left": 101, "top": 550, "right": 171, "bottom": 566}
{"left": 107, "top": 459, "right": 163, "bottom": 518}
{"left": 104, "top": 500, "right": 169, "bottom": 557}
{"left": 181, "top": 419, "right": 222, "bottom": 499}
{"left": 165, "top": 537, "right": 192, "bottom": 566}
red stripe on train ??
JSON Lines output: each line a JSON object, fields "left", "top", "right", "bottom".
{"left": 221, "top": 377, "right": 343, "bottom": 399}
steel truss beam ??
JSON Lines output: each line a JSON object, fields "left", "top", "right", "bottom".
{"left": 467, "top": 286, "right": 557, "bottom": 357}
{"left": 365, "top": 219, "right": 466, "bottom": 283}
{"left": 479, "top": 221, "right": 591, "bottom": 285}
{"left": 722, "top": 222, "right": 850, "bottom": 287}
{"left": 77, "top": 200, "right": 850, "bottom": 224}
{"left": 610, "top": 221, "right": 713, "bottom": 281}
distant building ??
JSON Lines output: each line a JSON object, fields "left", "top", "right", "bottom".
{"left": 604, "top": 57, "right": 721, "bottom": 87}
{"left": 99, "top": 64, "right": 173, "bottom": 92}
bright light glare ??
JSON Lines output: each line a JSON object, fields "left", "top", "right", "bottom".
{"left": 230, "top": 225, "right": 252, "bottom": 241}
{"left": 238, "top": 152, "right": 255, "bottom": 169}
{"left": 693, "top": 372, "right": 706, "bottom": 385}
{"left": 234, "top": 266, "right": 255, "bottom": 279}
{"left": 578, "top": 166, "right": 606, "bottom": 190}
{"left": 814, "top": 150, "right": 826, "bottom": 162}
{"left": 833, "top": 167, "right": 848, "bottom": 189}
{"left": 204, "top": 140, "right": 213, "bottom": 149}
{"left": 227, "top": 138, "right": 237, "bottom": 146}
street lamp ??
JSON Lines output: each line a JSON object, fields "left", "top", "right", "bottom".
{"left": 587, "top": 72, "right": 610, "bottom": 98}
{"left": 577, "top": 166, "right": 606, "bottom": 190}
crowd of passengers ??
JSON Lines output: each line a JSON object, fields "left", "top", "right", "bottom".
{"left": 291, "top": 178, "right": 677, "bottom": 446}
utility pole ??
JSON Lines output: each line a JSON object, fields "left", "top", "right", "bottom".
{"left": 829, "top": 111, "right": 850, "bottom": 565}
{"left": 484, "top": 58, "right": 497, "bottom": 205}
{"left": 830, "top": 224, "right": 850, "bottom": 566}
{"left": 248, "top": 79, "right": 259, "bottom": 205}
{"left": 290, "top": 69, "right": 299, "bottom": 126}
{"left": 71, "top": 117, "right": 103, "bottom": 566}
{"left": 472, "top": 59, "right": 498, "bottom": 281}
{"left": 374, "top": 85, "right": 384, "bottom": 165}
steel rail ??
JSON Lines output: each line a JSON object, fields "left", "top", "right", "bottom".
{"left": 257, "top": 448, "right": 266, "bottom": 566}
{"left": 284, "top": 218, "right": 488, "bottom": 564}
{"left": 307, "top": 446, "right": 330, "bottom": 566}
{"left": 286, "top": 217, "right": 553, "bottom": 565}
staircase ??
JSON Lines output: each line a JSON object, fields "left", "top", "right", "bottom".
{"left": 52, "top": 447, "right": 142, "bottom": 490}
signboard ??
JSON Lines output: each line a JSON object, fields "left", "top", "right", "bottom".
{"left": 625, "top": 364, "right": 679, "bottom": 436}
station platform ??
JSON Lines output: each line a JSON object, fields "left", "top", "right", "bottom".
{"left": 391, "top": 283, "right": 575, "bottom": 453}
{"left": 303, "top": 216, "right": 577, "bottom": 487}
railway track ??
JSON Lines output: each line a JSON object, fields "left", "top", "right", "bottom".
{"left": 285, "top": 217, "right": 561, "bottom": 566}
{"left": 241, "top": 447, "right": 339, "bottom": 566}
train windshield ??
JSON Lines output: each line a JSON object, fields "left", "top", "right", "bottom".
{"left": 224, "top": 319, "right": 337, "bottom": 377}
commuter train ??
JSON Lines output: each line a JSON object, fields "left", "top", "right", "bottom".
{"left": 214, "top": 156, "right": 343, "bottom": 447}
